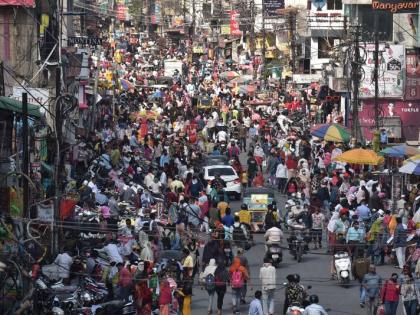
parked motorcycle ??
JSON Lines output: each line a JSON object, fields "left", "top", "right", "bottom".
{"left": 334, "top": 251, "right": 351, "bottom": 286}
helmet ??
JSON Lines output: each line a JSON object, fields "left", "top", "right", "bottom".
{"left": 241, "top": 204, "right": 248, "bottom": 210}
{"left": 286, "top": 274, "right": 300, "bottom": 283}
{"left": 309, "top": 294, "right": 319, "bottom": 304}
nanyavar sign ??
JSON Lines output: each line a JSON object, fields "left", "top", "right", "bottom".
{"left": 372, "top": 0, "right": 419, "bottom": 13}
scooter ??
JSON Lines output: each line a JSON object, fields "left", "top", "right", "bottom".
{"left": 266, "top": 243, "right": 282, "bottom": 268}
{"left": 334, "top": 251, "right": 351, "bottom": 286}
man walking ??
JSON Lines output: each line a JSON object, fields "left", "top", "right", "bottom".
{"left": 248, "top": 291, "right": 264, "bottom": 315}
{"left": 361, "top": 265, "right": 382, "bottom": 314}
{"left": 259, "top": 258, "right": 276, "bottom": 315}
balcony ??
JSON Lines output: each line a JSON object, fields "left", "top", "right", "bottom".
{"left": 307, "top": 11, "right": 346, "bottom": 37}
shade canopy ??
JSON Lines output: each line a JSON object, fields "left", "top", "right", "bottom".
{"left": 310, "top": 123, "right": 351, "bottom": 143}
{"left": 333, "top": 148, "right": 385, "bottom": 165}
{"left": 0, "top": 96, "right": 41, "bottom": 117}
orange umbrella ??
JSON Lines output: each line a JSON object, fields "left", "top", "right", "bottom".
{"left": 333, "top": 148, "right": 384, "bottom": 165}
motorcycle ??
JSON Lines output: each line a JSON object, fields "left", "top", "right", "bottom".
{"left": 287, "top": 227, "right": 305, "bottom": 263}
{"left": 334, "top": 251, "right": 351, "bottom": 286}
{"left": 266, "top": 243, "right": 282, "bottom": 268}
{"left": 95, "top": 299, "right": 136, "bottom": 315}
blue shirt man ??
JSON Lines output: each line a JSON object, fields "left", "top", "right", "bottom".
{"left": 356, "top": 202, "right": 371, "bottom": 221}
{"left": 248, "top": 291, "right": 264, "bottom": 315}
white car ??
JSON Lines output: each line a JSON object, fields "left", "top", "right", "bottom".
{"left": 203, "top": 165, "right": 242, "bottom": 200}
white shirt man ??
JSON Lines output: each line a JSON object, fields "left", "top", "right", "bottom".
{"left": 216, "top": 130, "right": 228, "bottom": 142}
{"left": 264, "top": 226, "right": 283, "bottom": 245}
{"left": 100, "top": 243, "right": 123, "bottom": 264}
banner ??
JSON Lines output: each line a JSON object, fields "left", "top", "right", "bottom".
{"left": 358, "top": 100, "right": 419, "bottom": 140}
{"left": 359, "top": 44, "right": 405, "bottom": 98}
{"left": 372, "top": 0, "right": 419, "bottom": 13}
{"left": 117, "top": 4, "right": 126, "bottom": 21}
{"left": 229, "top": 10, "right": 241, "bottom": 36}
{"left": 406, "top": 49, "right": 420, "bottom": 100}
{"left": 264, "top": 0, "right": 285, "bottom": 16}
{"left": 0, "top": 0, "right": 34, "bottom": 6}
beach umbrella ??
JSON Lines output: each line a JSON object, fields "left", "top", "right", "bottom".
{"left": 219, "top": 71, "right": 240, "bottom": 80}
{"left": 119, "top": 78, "right": 135, "bottom": 91}
{"left": 380, "top": 144, "right": 420, "bottom": 158}
{"left": 235, "top": 84, "right": 257, "bottom": 95}
{"left": 310, "top": 123, "right": 351, "bottom": 143}
{"left": 333, "top": 148, "right": 384, "bottom": 165}
{"left": 404, "top": 154, "right": 420, "bottom": 164}
{"left": 399, "top": 158, "right": 420, "bottom": 175}
{"left": 228, "top": 75, "right": 253, "bottom": 86}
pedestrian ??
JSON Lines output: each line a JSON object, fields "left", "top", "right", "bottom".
{"left": 237, "top": 248, "right": 250, "bottom": 304}
{"left": 311, "top": 207, "right": 325, "bottom": 249}
{"left": 159, "top": 279, "right": 172, "bottom": 315}
{"left": 214, "top": 260, "right": 230, "bottom": 315}
{"left": 230, "top": 257, "right": 249, "bottom": 314}
{"left": 303, "top": 295, "right": 329, "bottom": 315}
{"left": 53, "top": 247, "right": 73, "bottom": 284}
{"left": 200, "top": 258, "right": 217, "bottom": 314}
{"left": 400, "top": 269, "right": 420, "bottom": 315}
{"left": 380, "top": 273, "right": 400, "bottom": 315}
{"left": 259, "top": 257, "right": 276, "bottom": 315}
{"left": 248, "top": 290, "right": 264, "bottom": 315}
{"left": 116, "top": 262, "right": 133, "bottom": 301}
{"left": 361, "top": 265, "right": 382, "bottom": 314}
{"left": 394, "top": 216, "right": 407, "bottom": 269}
{"left": 275, "top": 160, "right": 288, "bottom": 193}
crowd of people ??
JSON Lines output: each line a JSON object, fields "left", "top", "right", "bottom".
{"left": 28, "top": 32, "right": 420, "bottom": 315}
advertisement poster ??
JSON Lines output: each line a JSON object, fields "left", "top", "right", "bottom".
{"left": 0, "top": 0, "right": 34, "bottom": 6}
{"left": 358, "top": 100, "right": 419, "bottom": 140}
{"left": 264, "top": 0, "right": 285, "bottom": 16}
{"left": 359, "top": 44, "right": 405, "bottom": 98}
{"left": 117, "top": 5, "right": 126, "bottom": 21}
{"left": 406, "top": 50, "right": 420, "bottom": 100}
{"left": 229, "top": 10, "right": 241, "bottom": 36}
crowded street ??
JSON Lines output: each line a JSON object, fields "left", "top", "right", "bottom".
{"left": 0, "top": 1, "right": 420, "bottom": 315}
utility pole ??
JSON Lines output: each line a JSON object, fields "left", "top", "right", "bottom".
{"left": 262, "top": 1, "right": 266, "bottom": 70}
{"left": 351, "top": 25, "right": 362, "bottom": 141}
{"left": 22, "top": 93, "right": 29, "bottom": 219}
{"left": 373, "top": 12, "right": 380, "bottom": 130}
{"left": 289, "top": 11, "right": 296, "bottom": 73}
{"left": 249, "top": 0, "right": 255, "bottom": 57}
{"left": 192, "top": 0, "right": 196, "bottom": 37}
{"left": 53, "top": 67, "right": 61, "bottom": 256}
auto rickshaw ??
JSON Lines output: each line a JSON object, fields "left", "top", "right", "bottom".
{"left": 242, "top": 187, "right": 275, "bottom": 230}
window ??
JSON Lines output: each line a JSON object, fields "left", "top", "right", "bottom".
{"left": 359, "top": 5, "right": 393, "bottom": 41}
{"left": 318, "top": 37, "right": 336, "bottom": 59}
{"left": 327, "top": 0, "right": 342, "bottom": 10}
{"left": 208, "top": 167, "right": 235, "bottom": 177}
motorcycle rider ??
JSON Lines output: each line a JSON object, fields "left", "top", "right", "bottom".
{"left": 232, "top": 216, "right": 250, "bottom": 250}
{"left": 264, "top": 222, "right": 283, "bottom": 251}
{"left": 284, "top": 274, "right": 307, "bottom": 315}
{"left": 302, "top": 295, "right": 329, "bottom": 315}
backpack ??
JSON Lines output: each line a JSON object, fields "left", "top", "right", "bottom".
{"left": 231, "top": 270, "right": 244, "bottom": 289}
{"left": 265, "top": 212, "right": 276, "bottom": 229}
{"left": 232, "top": 225, "right": 245, "bottom": 242}
{"left": 204, "top": 273, "right": 216, "bottom": 292}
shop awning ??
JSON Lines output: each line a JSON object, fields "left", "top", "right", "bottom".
{"left": 0, "top": 96, "right": 42, "bottom": 118}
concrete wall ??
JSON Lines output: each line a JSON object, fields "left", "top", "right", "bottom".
{"left": 0, "top": 8, "right": 39, "bottom": 95}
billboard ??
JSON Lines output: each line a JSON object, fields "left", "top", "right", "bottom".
{"left": 372, "top": 0, "right": 419, "bottom": 13}
{"left": 229, "top": 10, "right": 241, "bottom": 36}
{"left": 359, "top": 44, "right": 405, "bottom": 99}
{"left": 0, "top": 0, "right": 34, "bottom": 6}
{"left": 358, "top": 100, "right": 419, "bottom": 141}
{"left": 406, "top": 50, "right": 420, "bottom": 100}
{"left": 264, "top": 0, "right": 285, "bottom": 16}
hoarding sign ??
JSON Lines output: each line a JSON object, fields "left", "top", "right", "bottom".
{"left": 264, "top": 0, "right": 285, "bottom": 16}
{"left": 405, "top": 50, "right": 420, "bottom": 100}
{"left": 229, "top": 10, "right": 242, "bottom": 36}
{"left": 11, "top": 86, "right": 49, "bottom": 106}
{"left": 0, "top": 0, "right": 34, "bottom": 6}
{"left": 358, "top": 100, "right": 419, "bottom": 140}
{"left": 372, "top": 0, "right": 419, "bottom": 13}
{"left": 359, "top": 44, "right": 404, "bottom": 98}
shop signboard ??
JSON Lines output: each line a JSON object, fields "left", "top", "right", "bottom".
{"left": 0, "top": 0, "right": 34, "bottom": 6}
{"left": 359, "top": 44, "right": 404, "bottom": 98}
{"left": 292, "top": 74, "right": 322, "bottom": 84}
{"left": 264, "top": 0, "right": 285, "bottom": 16}
{"left": 372, "top": 0, "right": 419, "bottom": 13}
{"left": 220, "top": 25, "right": 231, "bottom": 35}
{"left": 229, "top": 10, "right": 242, "bottom": 36}
{"left": 358, "top": 100, "right": 419, "bottom": 140}
{"left": 11, "top": 86, "right": 49, "bottom": 106}
{"left": 405, "top": 49, "right": 420, "bottom": 100}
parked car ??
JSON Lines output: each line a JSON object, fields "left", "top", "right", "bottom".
{"left": 203, "top": 165, "right": 242, "bottom": 200}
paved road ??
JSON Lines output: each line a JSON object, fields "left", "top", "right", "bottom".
{"left": 190, "top": 152, "right": 402, "bottom": 315}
